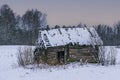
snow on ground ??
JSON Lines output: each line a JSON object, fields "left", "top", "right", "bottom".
{"left": 0, "top": 46, "right": 120, "bottom": 80}
{"left": 116, "top": 47, "right": 120, "bottom": 64}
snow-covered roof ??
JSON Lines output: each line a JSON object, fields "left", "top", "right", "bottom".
{"left": 36, "top": 27, "right": 103, "bottom": 48}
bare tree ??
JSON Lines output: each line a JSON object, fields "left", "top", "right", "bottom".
{"left": 17, "top": 46, "right": 34, "bottom": 67}
{"left": 98, "top": 46, "right": 116, "bottom": 66}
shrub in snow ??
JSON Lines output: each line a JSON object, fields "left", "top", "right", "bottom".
{"left": 98, "top": 46, "right": 105, "bottom": 65}
{"left": 98, "top": 46, "right": 116, "bottom": 66}
{"left": 17, "top": 47, "right": 34, "bottom": 67}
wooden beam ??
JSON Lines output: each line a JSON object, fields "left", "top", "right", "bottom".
{"left": 44, "top": 49, "right": 48, "bottom": 63}
{"left": 64, "top": 47, "right": 67, "bottom": 64}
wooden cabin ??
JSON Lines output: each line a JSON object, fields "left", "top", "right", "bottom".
{"left": 34, "top": 27, "right": 103, "bottom": 65}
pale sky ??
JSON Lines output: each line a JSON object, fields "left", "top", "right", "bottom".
{"left": 0, "top": 0, "right": 120, "bottom": 26}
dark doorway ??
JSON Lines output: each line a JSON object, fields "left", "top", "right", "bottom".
{"left": 57, "top": 51, "right": 65, "bottom": 63}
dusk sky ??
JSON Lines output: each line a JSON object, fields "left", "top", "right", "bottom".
{"left": 0, "top": 0, "right": 120, "bottom": 26}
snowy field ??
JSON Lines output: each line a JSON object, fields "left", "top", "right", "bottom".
{"left": 0, "top": 46, "right": 120, "bottom": 80}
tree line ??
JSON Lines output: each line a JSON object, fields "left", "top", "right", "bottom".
{"left": 95, "top": 22, "right": 120, "bottom": 46}
{"left": 0, "top": 4, "right": 48, "bottom": 45}
{"left": 0, "top": 4, "right": 120, "bottom": 46}
{"left": 52, "top": 23, "right": 120, "bottom": 46}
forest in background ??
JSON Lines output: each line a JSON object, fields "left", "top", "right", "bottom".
{"left": 0, "top": 4, "right": 48, "bottom": 45}
{"left": 0, "top": 4, "right": 120, "bottom": 46}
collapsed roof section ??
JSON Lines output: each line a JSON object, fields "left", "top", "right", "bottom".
{"left": 36, "top": 27, "right": 103, "bottom": 49}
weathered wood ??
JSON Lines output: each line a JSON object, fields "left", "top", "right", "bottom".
{"left": 44, "top": 49, "right": 48, "bottom": 63}
{"left": 36, "top": 45, "right": 99, "bottom": 65}
{"left": 64, "top": 47, "right": 67, "bottom": 64}
{"left": 66, "top": 45, "right": 69, "bottom": 59}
